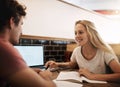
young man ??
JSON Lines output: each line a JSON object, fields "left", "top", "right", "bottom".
{"left": 0, "top": 0, "right": 56, "bottom": 87}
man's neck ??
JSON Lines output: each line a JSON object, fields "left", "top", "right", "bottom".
{"left": 0, "top": 29, "right": 10, "bottom": 41}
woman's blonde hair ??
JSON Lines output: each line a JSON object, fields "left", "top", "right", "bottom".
{"left": 75, "top": 20, "right": 114, "bottom": 54}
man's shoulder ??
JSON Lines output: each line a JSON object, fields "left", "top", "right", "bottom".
{"left": 0, "top": 39, "right": 11, "bottom": 46}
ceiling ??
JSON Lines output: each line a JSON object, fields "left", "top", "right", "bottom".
{"left": 61, "top": 0, "right": 120, "bottom": 21}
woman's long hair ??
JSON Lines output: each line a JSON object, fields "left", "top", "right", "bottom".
{"left": 75, "top": 20, "right": 114, "bottom": 54}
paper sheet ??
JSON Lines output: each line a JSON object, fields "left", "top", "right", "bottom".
{"left": 53, "top": 80, "right": 83, "bottom": 87}
{"left": 56, "top": 71, "right": 82, "bottom": 82}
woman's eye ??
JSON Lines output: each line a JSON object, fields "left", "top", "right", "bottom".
{"left": 79, "top": 31, "right": 83, "bottom": 34}
{"left": 75, "top": 32, "right": 77, "bottom": 35}
{"left": 75, "top": 31, "right": 84, "bottom": 35}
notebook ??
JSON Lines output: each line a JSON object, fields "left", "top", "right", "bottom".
{"left": 14, "top": 45, "right": 45, "bottom": 69}
{"left": 56, "top": 71, "right": 107, "bottom": 83}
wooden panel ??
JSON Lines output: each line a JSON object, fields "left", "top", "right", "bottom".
{"left": 66, "top": 44, "right": 77, "bottom": 52}
{"left": 110, "top": 44, "right": 120, "bottom": 55}
{"left": 21, "top": 35, "right": 74, "bottom": 41}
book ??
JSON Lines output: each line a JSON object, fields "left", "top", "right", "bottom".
{"left": 56, "top": 71, "right": 107, "bottom": 83}
{"left": 53, "top": 80, "right": 83, "bottom": 87}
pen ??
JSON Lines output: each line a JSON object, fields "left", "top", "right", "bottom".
{"left": 45, "top": 65, "right": 59, "bottom": 73}
{"left": 45, "top": 65, "right": 50, "bottom": 70}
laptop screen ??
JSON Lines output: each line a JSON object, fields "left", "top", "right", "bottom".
{"left": 14, "top": 45, "right": 44, "bottom": 67}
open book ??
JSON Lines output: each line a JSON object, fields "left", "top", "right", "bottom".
{"left": 56, "top": 71, "right": 107, "bottom": 83}
{"left": 53, "top": 80, "right": 83, "bottom": 87}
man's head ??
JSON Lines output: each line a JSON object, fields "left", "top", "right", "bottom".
{"left": 0, "top": 0, "right": 26, "bottom": 44}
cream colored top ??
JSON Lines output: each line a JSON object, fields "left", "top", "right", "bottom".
{"left": 71, "top": 46, "right": 118, "bottom": 74}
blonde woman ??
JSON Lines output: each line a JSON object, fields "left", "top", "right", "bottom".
{"left": 46, "top": 20, "right": 120, "bottom": 82}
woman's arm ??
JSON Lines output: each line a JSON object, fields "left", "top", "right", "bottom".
{"left": 57, "top": 61, "right": 77, "bottom": 69}
{"left": 79, "top": 59, "right": 120, "bottom": 83}
{"left": 45, "top": 60, "right": 77, "bottom": 69}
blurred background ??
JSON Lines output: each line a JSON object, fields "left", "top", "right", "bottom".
{"left": 61, "top": 0, "right": 120, "bottom": 21}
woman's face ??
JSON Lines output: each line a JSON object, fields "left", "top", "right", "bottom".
{"left": 74, "top": 23, "right": 89, "bottom": 46}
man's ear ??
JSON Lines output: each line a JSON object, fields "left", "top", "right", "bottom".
{"left": 9, "top": 17, "right": 15, "bottom": 30}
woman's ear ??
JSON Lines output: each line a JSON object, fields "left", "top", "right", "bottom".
{"left": 9, "top": 17, "right": 15, "bottom": 30}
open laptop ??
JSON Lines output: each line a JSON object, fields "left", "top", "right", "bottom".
{"left": 14, "top": 45, "right": 45, "bottom": 69}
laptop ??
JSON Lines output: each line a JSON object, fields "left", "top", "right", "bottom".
{"left": 14, "top": 45, "right": 45, "bottom": 69}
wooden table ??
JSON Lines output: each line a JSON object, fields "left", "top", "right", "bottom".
{"left": 52, "top": 70, "right": 120, "bottom": 87}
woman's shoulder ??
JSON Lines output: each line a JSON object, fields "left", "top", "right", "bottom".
{"left": 97, "top": 49, "right": 115, "bottom": 57}
{"left": 98, "top": 49, "right": 119, "bottom": 63}
{"left": 74, "top": 46, "right": 81, "bottom": 51}
{"left": 72, "top": 46, "right": 81, "bottom": 54}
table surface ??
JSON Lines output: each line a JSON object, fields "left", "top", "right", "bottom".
{"left": 52, "top": 70, "right": 120, "bottom": 87}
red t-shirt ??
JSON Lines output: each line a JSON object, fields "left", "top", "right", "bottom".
{"left": 0, "top": 39, "right": 28, "bottom": 87}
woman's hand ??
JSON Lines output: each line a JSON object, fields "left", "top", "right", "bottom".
{"left": 45, "top": 60, "right": 58, "bottom": 68}
{"left": 78, "top": 68, "right": 95, "bottom": 80}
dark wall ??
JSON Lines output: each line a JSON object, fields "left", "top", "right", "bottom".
{"left": 18, "top": 38, "right": 75, "bottom": 63}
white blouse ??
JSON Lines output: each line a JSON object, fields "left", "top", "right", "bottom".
{"left": 71, "top": 46, "right": 118, "bottom": 74}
